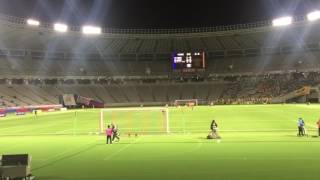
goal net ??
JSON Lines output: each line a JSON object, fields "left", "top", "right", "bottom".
{"left": 100, "top": 107, "right": 169, "bottom": 134}
{"left": 174, "top": 99, "right": 198, "bottom": 106}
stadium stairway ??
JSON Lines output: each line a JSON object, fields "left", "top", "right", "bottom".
{"left": 271, "top": 86, "right": 311, "bottom": 103}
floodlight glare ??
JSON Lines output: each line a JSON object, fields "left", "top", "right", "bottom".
{"left": 54, "top": 23, "right": 68, "bottom": 32}
{"left": 82, "top": 26, "right": 102, "bottom": 35}
{"left": 307, "top": 11, "right": 320, "bottom": 21}
{"left": 272, "top": 16, "right": 293, "bottom": 27}
{"left": 27, "top": 19, "right": 40, "bottom": 26}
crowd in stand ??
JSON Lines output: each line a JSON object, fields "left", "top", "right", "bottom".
{"left": 215, "top": 71, "right": 320, "bottom": 105}
{"left": 212, "top": 97, "right": 271, "bottom": 105}
{"left": 1, "top": 71, "right": 320, "bottom": 106}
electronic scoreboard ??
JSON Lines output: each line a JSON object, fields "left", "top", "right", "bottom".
{"left": 172, "top": 52, "right": 205, "bottom": 72}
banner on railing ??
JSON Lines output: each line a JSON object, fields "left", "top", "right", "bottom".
{"left": 0, "top": 109, "right": 6, "bottom": 117}
{"left": 76, "top": 95, "right": 91, "bottom": 106}
{"left": 89, "top": 99, "right": 104, "bottom": 108}
{"left": 75, "top": 95, "right": 104, "bottom": 108}
{"left": 62, "top": 94, "right": 77, "bottom": 106}
{"left": 1, "top": 104, "right": 63, "bottom": 116}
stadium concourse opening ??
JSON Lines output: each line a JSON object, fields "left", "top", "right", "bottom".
{"left": 1, "top": 0, "right": 320, "bottom": 180}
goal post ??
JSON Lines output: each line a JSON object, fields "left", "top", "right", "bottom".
{"left": 99, "top": 107, "right": 170, "bottom": 134}
{"left": 174, "top": 99, "right": 198, "bottom": 106}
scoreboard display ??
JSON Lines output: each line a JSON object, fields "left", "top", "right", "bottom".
{"left": 172, "top": 52, "right": 205, "bottom": 71}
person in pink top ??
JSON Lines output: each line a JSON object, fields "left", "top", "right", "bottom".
{"left": 317, "top": 119, "right": 320, "bottom": 136}
{"left": 106, "top": 125, "right": 113, "bottom": 144}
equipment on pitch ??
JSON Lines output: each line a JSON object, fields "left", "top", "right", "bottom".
{"left": 0, "top": 154, "right": 33, "bottom": 180}
{"left": 207, "top": 131, "right": 221, "bottom": 139}
{"left": 100, "top": 107, "right": 170, "bottom": 134}
{"left": 207, "top": 134, "right": 214, "bottom": 139}
{"left": 297, "top": 126, "right": 309, "bottom": 137}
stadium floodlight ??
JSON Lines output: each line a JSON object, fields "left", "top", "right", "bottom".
{"left": 307, "top": 11, "right": 320, "bottom": 21}
{"left": 54, "top": 23, "right": 68, "bottom": 32}
{"left": 27, "top": 19, "right": 40, "bottom": 26}
{"left": 82, "top": 25, "right": 102, "bottom": 35}
{"left": 272, "top": 16, "right": 293, "bottom": 27}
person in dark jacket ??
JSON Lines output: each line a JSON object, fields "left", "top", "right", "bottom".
{"left": 111, "top": 123, "right": 120, "bottom": 142}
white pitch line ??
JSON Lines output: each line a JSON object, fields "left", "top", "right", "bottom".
{"left": 104, "top": 139, "right": 140, "bottom": 161}
{"left": 41, "top": 139, "right": 99, "bottom": 162}
{"left": 54, "top": 129, "right": 73, "bottom": 134}
{"left": 0, "top": 143, "right": 23, "bottom": 153}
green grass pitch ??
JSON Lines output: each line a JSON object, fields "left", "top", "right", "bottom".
{"left": 0, "top": 104, "right": 320, "bottom": 180}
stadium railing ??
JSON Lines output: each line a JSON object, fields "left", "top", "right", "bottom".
{"left": 0, "top": 13, "right": 308, "bottom": 35}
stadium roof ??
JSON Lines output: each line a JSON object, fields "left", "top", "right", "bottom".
{"left": 0, "top": 0, "right": 319, "bottom": 29}
{"left": 1, "top": 12, "right": 320, "bottom": 57}
{"left": 0, "top": 0, "right": 320, "bottom": 59}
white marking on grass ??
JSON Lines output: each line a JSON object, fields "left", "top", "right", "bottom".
{"left": 54, "top": 129, "right": 73, "bottom": 134}
{"left": 185, "top": 139, "right": 203, "bottom": 153}
{"left": 35, "top": 158, "right": 47, "bottom": 161}
{"left": 0, "top": 143, "right": 22, "bottom": 153}
{"left": 0, "top": 126, "right": 24, "bottom": 131}
{"left": 32, "top": 139, "right": 101, "bottom": 171}
{"left": 41, "top": 139, "right": 98, "bottom": 162}
{"left": 1, "top": 120, "right": 74, "bottom": 135}
{"left": 104, "top": 139, "right": 140, "bottom": 161}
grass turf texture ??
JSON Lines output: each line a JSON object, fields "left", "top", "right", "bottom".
{"left": 0, "top": 104, "right": 320, "bottom": 180}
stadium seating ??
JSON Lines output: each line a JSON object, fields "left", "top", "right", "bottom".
{"left": 0, "top": 83, "right": 226, "bottom": 106}
{"left": 2, "top": 51, "right": 320, "bottom": 77}
{"left": 1, "top": 13, "right": 320, "bottom": 107}
{"left": 0, "top": 71, "right": 320, "bottom": 106}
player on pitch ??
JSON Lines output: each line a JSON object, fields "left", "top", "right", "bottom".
{"left": 317, "top": 119, "right": 320, "bottom": 136}
{"left": 112, "top": 123, "right": 120, "bottom": 142}
{"left": 106, "top": 125, "right": 113, "bottom": 144}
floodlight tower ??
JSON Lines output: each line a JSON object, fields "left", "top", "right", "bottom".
{"left": 27, "top": 19, "right": 40, "bottom": 26}
{"left": 82, "top": 26, "right": 102, "bottom": 35}
{"left": 272, "top": 16, "right": 293, "bottom": 27}
{"left": 307, "top": 11, "right": 320, "bottom": 21}
{"left": 54, "top": 23, "right": 68, "bottom": 32}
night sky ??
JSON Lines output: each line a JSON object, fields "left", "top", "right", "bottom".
{"left": 0, "top": 0, "right": 319, "bottom": 29}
